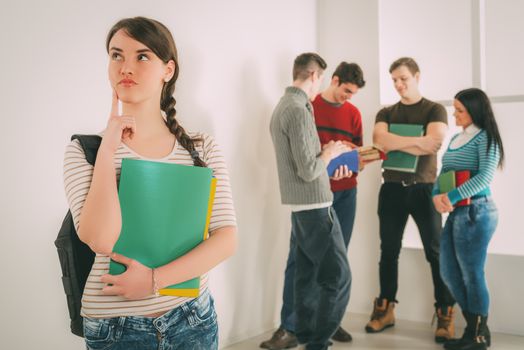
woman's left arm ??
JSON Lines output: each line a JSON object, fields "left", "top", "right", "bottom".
{"left": 100, "top": 226, "right": 237, "bottom": 299}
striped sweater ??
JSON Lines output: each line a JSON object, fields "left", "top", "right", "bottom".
{"left": 432, "top": 130, "right": 500, "bottom": 205}
{"left": 63, "top": 132, "right": 236, "bottom": 318}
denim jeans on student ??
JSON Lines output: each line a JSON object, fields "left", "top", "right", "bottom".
{"left": 333, "top": 188, "right": 358, "bottom": 247}
{"left": 440, "top": 196, "right": 498, "bottom": 316}
{"left": 280, "top": 189, "right": 356, "bottom": 335}
{"left": 83, "top": 289, "right": 218, "bottom": 350}
{"left": 280, "top": 207, "right": 350, "bottom": 350}
{"left": 377, "top": 183, "right": 455, "bottom": 307}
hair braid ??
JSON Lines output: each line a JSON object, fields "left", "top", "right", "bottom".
{"left": 163, "top": 94, "right": 206, "bottom": 167}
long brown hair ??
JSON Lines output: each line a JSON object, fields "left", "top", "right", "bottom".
{"left": 106, "top": 17, "right": 206, "bottom": 167}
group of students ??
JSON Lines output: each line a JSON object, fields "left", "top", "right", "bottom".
{"left": 62, "top": 15, "right": 503, "bottom": 350}
{"left": 264, "top": 54, "right": 504, "bottom": 350}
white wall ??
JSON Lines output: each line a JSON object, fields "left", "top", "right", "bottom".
{"left": 378, "top": 0, "right": 473, "bottom": 104}
{"left": 317, "top": 0, "right": 384, "bottom": 327}
{"left": 317, "top": 0, "right": 524, "bottom": 336}
{"left": 0, "top": 0, "right": 316, "bottom": 348}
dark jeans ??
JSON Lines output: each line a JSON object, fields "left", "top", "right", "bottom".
{"left": 440, "top": 196, "right": 498, "bottom": 316}
{"left": 333, "top": 188, "right": 358, "bottom": 247}
{"left": 377, "top": 183, "right": 454, "bottom": 307}
{"left": 281, "top": 207, "right": 350, "bottom": 349}
{"left": 280, "top": 189, "right": 356, "bottom": 335}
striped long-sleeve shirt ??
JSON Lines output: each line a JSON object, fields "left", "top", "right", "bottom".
{"left": 433, "top": 129, "right": 500, "bottom": 205}
{"left": 63, "top": 132, "right": 236, "bottom": 318}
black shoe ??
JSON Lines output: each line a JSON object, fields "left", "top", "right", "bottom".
{"left": 445, "top": 313, "right": 490, "bottom": 350}
{"left": 259, "top": 327, "right": 298, "bottom": 349}
{"left": 331, "top": 326, "right": 353, "bottom": 342}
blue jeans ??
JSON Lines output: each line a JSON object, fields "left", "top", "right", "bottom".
{"left": 440, "top": 196, "right": 498, "bottom": 316}
{"left": 83, "top": 290, "right": 218, "bottom": 350}
{"left": 280, "top": 189, "right": 356, "bottom": 334}
{"left": 333, "top": 188, "right": 358, "bottom": 247}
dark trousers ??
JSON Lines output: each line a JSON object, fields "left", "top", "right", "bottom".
{"left": 377, "top": 183, "right": 454, "bottom": 307}
{"left": 280, "top": 189, "right": 356, "bottom": 334}
{"left": 282, "top": 207, "right": 350, "bottom": 349}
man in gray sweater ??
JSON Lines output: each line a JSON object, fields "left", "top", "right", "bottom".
{"left": 264, "top": 53, "right": 351, "bottom": 350}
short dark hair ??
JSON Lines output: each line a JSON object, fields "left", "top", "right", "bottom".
{"left": 293, "top": 52, "right": 327, "bottom": 81}
{"left": 332, "top": 62, "right": 365, "bottom": 88}
{"left": 389, "top": 57, "right": 420, "bottom": 75}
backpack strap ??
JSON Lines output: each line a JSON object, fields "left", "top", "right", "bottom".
{"left": 71, "top": 134, "right": 102, "bottom": 166}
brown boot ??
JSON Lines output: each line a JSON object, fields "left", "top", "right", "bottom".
{"left": 435, "top": 306, "right": 455, "bottom": 343}
{"left": 259, "top": 327, "right": 298, "bottom": 349}
{"left": 365, "top": 298, "right": 395, "bottom": 333}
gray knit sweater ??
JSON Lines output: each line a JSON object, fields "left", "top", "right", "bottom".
{"left": 270, "top": 86, "right": 333, "bottom": 205}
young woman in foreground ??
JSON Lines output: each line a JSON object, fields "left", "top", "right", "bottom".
{"left": 63, "top": 17, "right": 237, "bottom": 349}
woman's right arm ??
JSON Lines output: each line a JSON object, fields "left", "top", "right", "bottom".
{"left": 76, "top": 146, "right": 121, "bottom": 255}
{"left": 66, "top": 92, "right": 136, "bottom": 254}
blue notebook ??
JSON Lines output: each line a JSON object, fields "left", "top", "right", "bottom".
{"left": 327, "top": 150, "right": 359, "bottom": 176}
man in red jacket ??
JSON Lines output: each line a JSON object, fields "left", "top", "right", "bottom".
{"left": 311, "top": 62, "right": 366, "bottom": 342}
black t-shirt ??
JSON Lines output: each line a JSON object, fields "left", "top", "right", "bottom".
{"left": 375, "top": 98, "right": 447, "bottom": 183}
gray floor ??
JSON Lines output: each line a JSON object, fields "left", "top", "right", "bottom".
{"left": 223, "top": 313, "right": 524, "bottom": 350}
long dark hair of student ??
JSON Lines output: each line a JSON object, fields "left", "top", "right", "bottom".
{"left": 455, "top": 88, "right": 505, "bottom": 168}
{"left": 106, "top": 17, "right": 206, "bottom": 167}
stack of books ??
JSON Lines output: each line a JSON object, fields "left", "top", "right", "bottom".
{"left": 327, "top": 145, "right": 387, "bottom": 176}
{"left": 358, "top": 145, "right": 387, "bottom": 162}
{"left": 109, "top": 158, "right": 216, "bottom": 297}
{"left": 438, "top": 170, "right": 471, "bottom": 206}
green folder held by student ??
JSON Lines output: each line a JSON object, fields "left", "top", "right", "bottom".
{"left": 382, "top": 123, "right": 424, "bottom": 173}
{"left": 438, "top": 171, "right": 456, "bottom": 193}
{"left": 109, "top": 158, "right": 216, "bottom": 297}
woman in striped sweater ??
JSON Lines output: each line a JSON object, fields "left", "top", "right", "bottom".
{"left": 64, "top": 17, "right": 237, "bottom": 349}
{"left": 432, "top": 88, "right": 504, "bottom": 350}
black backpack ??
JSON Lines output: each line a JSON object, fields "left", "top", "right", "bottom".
{"left": 55, "top": 134, "right": 101, "bottom": 337}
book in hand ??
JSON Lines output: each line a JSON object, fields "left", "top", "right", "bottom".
{"left": 358, "top": 144, "right": 387, "bottom": 162}
{"left": 455, "top": 170, "right": 471, "bottom": 206}
{"left": 438, "top": 170, "right": 456, "bottom": 193}
{"left": 437, "top": 170, "right": 471, "bottom": 207}
{"left": 327, "top": 149, "right": 359, "bottom": 176}
{"left": 382, "top": 123, "right": 424, "bottom": 173}
{"left": 327, "top": 145, "right": 387, "bottom": 176}
{"left": 109, "top": 158, "right": 216, "bottom": 298}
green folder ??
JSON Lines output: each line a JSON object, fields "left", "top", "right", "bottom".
{"left": 438, "top": 171, "right": 456, "bottom": 193}
{"left": 109, "top": 158, "right": 216, "bottom": 297}
{"left": 382, "top": 123, "right": 424, "bottom": 173}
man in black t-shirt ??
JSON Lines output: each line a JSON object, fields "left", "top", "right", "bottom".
{"left": 366, "top": 57, "right": 456, "bottom": 344}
